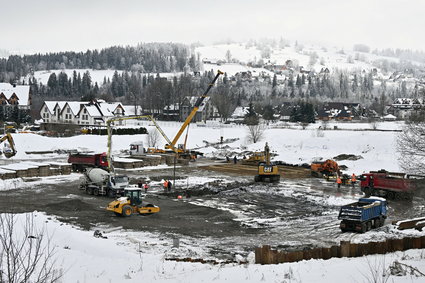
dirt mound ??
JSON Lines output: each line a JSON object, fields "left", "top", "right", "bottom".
{"left": 333, "top": 154, "right": 363, "bottom": 161}
{"left": 46, "top": 198, "right": 93, "bottom": 212}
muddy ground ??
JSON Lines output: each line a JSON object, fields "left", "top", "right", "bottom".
{"left": 0, "top": 158, "right": 424, "bottom": 259}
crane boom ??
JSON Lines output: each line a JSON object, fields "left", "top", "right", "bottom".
{"left": 106, "top": 115, "right": 175, "bottom": 172}
{"left": 166, "top": 70, "right": 223, "bottom": 150}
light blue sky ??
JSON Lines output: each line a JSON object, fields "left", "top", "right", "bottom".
{"left": 1, "top": 0, "right": 424, "bottom": 53}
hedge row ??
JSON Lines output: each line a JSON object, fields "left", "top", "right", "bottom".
{"left": 84, "top": 127, "right": 147, "bottom": 135}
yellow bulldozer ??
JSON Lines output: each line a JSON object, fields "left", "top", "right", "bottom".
{"left": 254, "top": 143, "right": 280, "bottom": 183}
{"left": 107, "top": 187, "right": 160, "bottom": 217}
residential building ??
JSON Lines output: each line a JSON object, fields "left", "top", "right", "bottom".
{"left": 0, "top": 83, "right": 32, "bottom": 122}
{"left": 316, "top": 102, "right": 361, "bottom": 121}
{"left": 0, "top": 83, "right": 31, "bottom": 109}
{"left": 387, "top": 98, "right": 424, "bottom": 119}
{"left": 180, "top": 96, "right": 216, "bottom": 122}
{"left": 39, "top": 99, "right": 138, "bottom": 126}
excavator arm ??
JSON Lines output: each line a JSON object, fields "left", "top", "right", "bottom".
{"left": 165, "top": 70, "right": 223, "bottom": 150}
{"left": 0, "top": 133, "right": 17, "bottom": 158}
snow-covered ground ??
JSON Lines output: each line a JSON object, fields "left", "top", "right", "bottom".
{"left": 5, "top": 211, "right": 425, "bottom": 283}
{"left": 9, "top": 121, "right": 405, "bottom": 175}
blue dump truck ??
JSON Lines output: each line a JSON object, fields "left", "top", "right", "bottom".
{"left": 338, "top": 197, "right": 387, "bottom": 233}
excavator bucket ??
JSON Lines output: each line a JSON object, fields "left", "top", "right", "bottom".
{"left": 3, "top": 151, "right": 16, "bottom": 158}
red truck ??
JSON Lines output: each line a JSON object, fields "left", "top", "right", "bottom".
{"left": 360, "top": 170, "right": 416, "bottom": 200}
{"left": 68, "top": 152, "right": 109, "bottom": 171}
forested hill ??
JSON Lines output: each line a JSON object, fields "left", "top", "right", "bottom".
{"left": 0, "top": 43, "right": 198, "bottom": 82}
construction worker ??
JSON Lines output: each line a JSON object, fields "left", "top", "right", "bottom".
{"left": 143, "top": 183, "right": 149, "bottom": 193}
{"left": 233, "top": 156, "right": 237, "bottom": 164}
{"left": 167, "top": 180, "right": 172, "bottom": 192}
{"left": 351, "top": 173, "right": 357, "bottom": 188}
{"left": 163, "top": 180, "right": 169, "bottom": 191}
{"left": 336, "top": 176, "right": 342, "bottom": 188}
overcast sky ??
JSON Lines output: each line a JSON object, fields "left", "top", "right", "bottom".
{"left": 1, "top": 0, "right": 424, "bottom": 54}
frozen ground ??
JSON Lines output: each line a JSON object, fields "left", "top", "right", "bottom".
{"left": 1, "top": 121, "right": 424, "bottom": 282}
{"left": 8, "top": 121, "right": 405, "bottom": 175}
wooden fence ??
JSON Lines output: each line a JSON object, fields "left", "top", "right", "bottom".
{"left": 255, "top": 236, "right": 425, "bottom": 264}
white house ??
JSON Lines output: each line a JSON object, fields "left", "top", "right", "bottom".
{"left": 39, "top": 100, "right": 137, "bottom": 126}
{"left": 0, "top": 83, "right": 31, "bottom": 109}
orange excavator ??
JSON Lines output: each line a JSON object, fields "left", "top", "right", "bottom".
{"left": 311, "top": 159, "right": 340, "bottom": 178}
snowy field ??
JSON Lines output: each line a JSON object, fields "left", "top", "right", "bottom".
{"left": 5, "top": 211, "right": 425, "bottom": 283}
{"left": 9, "top": 121, "right": 405, "bottom": 175}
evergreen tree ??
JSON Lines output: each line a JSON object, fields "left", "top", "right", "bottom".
{"left": 244, "top": 101, "right": 259, "bottom": 125}
{"left": 262, "top": 104, "right": 275, "bottom": 121}
{"left": 47, "top": 73, "right": 58, "bottom": 97}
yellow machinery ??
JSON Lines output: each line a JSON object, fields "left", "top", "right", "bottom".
{"left": 107, "top": 187, "right": 160, "bottom": 216}
{"left": 254, "top": 142, "right": 280, "bottom": 183}
{"left": 0, "top": 133, "right": 17, "bottom": 158}
{"left": 242, "top": 151, "right": 266, "bottom": 165}
{"left": 106, "top": 70, "right": 223, "bottom": 167}
{"left": 164, "top": 70, "right": 223, "bottom": 156}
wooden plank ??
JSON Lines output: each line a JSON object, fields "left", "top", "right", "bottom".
{"left": 340, "top": 241, "right": 351, "bottom": 257}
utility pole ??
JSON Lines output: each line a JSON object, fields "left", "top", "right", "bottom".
{"left": 173, "top": 153, "right": 176, "bottom": 190}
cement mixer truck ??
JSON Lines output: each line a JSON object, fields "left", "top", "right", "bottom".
{"left": 80, "top": 168, "right": 129, "bottom": 197}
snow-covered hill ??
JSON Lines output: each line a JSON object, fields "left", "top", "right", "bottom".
{"left": 196, "top": 42, "right": 416, "bottom": 74}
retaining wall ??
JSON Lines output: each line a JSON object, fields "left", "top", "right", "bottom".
{"left": 255, "top": 236, "right": 425, "bottom": 264}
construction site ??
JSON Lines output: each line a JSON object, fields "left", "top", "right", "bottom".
{"left": 0, "top": 72, "right": 424, "bottom": 283}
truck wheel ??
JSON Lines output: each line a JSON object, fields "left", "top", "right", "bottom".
{"left": 361, "top": 223, "right": 367, "bottom": 233}
{"left": 86, "top": 187, "right": 93, "bottom": 195}
{"left": 395, "top": 192, "right": 402, "bottom": 200}
{"left": 376, "top": 216, "right": 385, "bottom": 227}
{"left": 373, "top": 218, "right": 380, "bottom": 228}
{"left": 387, "top": 191, "right": 395, "bottom": 200}
{"left": 363, "top": 187, "right": 371, "bottom": 197}
{"left": 122, "top": 205, "right": 132, "bottom": 217}
{"left": 366, "top": 221, "right": 372, "bottom": 231}
{"left": 107, "top": 189, "right": 115, "bottom": 198}
{"left": 93, "top": 188, "right": 99, "bottom": 196}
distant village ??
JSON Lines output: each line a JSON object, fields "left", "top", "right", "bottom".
{"left": 0, "top": 77, "right": 424, "bottom": 129}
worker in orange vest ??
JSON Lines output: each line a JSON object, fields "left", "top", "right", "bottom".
{"left": 336, "top": 176, "right": 342, "bottom": 188}
{"left": 351, "top": 173, "right": 357, "bottom": 188}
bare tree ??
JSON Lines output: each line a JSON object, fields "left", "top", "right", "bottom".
{"left": 397, "top": 122, "right": 425, "bottom": 175}
{"left": 247, "top": 123, "right": 266, "bottom": 143}
{"left": 147, "top": 129, "right": 161, "bottom": 148}
{"left": 0, "top": 213, "right": 62, "bottom": 283}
